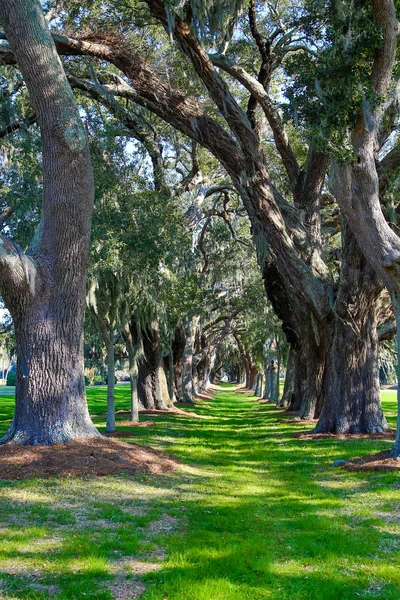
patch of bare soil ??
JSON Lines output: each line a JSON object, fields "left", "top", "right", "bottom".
{"left": 235, "top": 387, "right": 254, "bottom": 394}
{"left": 293, "top": 431, "right": 396, "bottom": 440}
{"left": 340, "top": 450, "right": 400, "bottom": 472}
{"left": 108, "top": 575, "right": 146, "bottom": 599}
{"left": 0, "top": 437, "right": 179, "bottom": 480}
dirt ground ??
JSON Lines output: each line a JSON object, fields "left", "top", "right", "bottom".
{"left": 0, "top": 437, "right": 179, "bottom": 480}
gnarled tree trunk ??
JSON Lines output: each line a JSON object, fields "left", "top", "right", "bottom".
{"left": 278, "top": 347, "right": 296, "bottom": 408}
{"left": 0, "top": 0, "right": 99, "bottom": 445}
{"left": 316, "top": 226, "right": 389, "bottom": 433}
{"left": 138, "top": 320, "right": 168, "bottom": 410}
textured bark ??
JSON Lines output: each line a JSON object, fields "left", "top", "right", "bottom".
{"left": 0, "top": 0, "right": 98, "bottom": 445}
{"left": 278, "top": 348, "right": 296, "bottom": 408}
{"left": 181, "top": 316, "right": 199, "bottom": 404}
{"left": 254, "top": 374, "right": 262, "bottom": 397}
{"left": 298, "top": 323, "right": 327, "bottom": 420}
{"left": 105, "top": 329, "right": 116, "bottom": 433}
{"left": 171, "top": 324, "right": 185, "bottom": 402}
{"left": 124, "top": 322, "right": 139, "bottom": 423}
{"left": 137, "top": 320, "right": 167, "bottom": 410}
{"left": 315, "top": 227, "right": 389, "bottom": 433}
{"left": 263, "top": 364, "right": 271, "bottom": 399}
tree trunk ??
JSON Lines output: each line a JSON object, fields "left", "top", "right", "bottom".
{"left": 276, "top": 346, "right": 281, "bottom": 404}
{"left": 172, "top": 324, "right": 185, "bottom": 402}
{"left": 181, "top": 316, "right": 199, "bottom": 404}
{"left": 315, "top": 226, "right": 389, "bottom": 433}
{"left": 278, "top": 347, "right": 296, "bottom": 408}
{"left": 254, "top": 373, "right": 262, "bottom": 397}
{"left": 288, "top": 348, "right": 307, "bottom": 412}
{"left": 269, "top": 362, "right": 278, "bottom": 404}
{"left": 124, "top": 322, "right": 139, "bottom": 423}
{"left": 263, "top": 361, "right": 271, "bottom": 399}
{"left": 0, "top": 0, "right": 99, "bottom": 445}
{"left": 137, "top": 320, "right": 167, "bottom": 410}
{"left": 391, "top": 293, "right": 400, "bottom": 456}
{"left": 105, "top": 331, "right": 116, "bottom": 433}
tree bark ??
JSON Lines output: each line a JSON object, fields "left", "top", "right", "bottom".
{"left": 181, "top": 316, "right": 199, "bottom": 404}
{"left": 315, "top": 226, "right": 389, "bottom": 433}
{"left": 171, "top": 324, "right": 185, "bottom": 402}
{"left": 124, "top": 322, "right": 139, "bottom": 423}
{"left": 279, "top": 347, "right": 296, "bottom": 408}
{"left": 254, "top": 373, "right": 262, "bottom": 397}
{"left": 137, "top": 320, "right": 168, "bottom": 410}
{"left": 0, "top": 0, "right": 98, "bottom": 445}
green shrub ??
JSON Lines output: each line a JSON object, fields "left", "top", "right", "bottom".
{"left": 6, "top": 372, "right": 16, "bottom": 386}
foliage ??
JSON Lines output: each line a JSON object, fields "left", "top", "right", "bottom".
{"left": 5, "top": 371, "right": 15, "bottom": 386}
{"left": 283, "top": 1, "right": 383, "bottom": 158}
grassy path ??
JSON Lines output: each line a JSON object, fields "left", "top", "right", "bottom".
{"left": 0, "top": 384, "right": 399, "bottom": 599}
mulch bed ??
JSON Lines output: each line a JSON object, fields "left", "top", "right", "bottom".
{"left": 277, "top": 418, "right": 318, "bottom": 425}
{"left": 0, "top": 437, "right": 179, "bottom": 480}
{"left": 293, "top": 431, "right": 396, "bottom": 440}
{"left": 339, "top": 450, "right": 400, "bottom": 472}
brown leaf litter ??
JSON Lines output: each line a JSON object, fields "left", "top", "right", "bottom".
{"left": 293, "top": 431, "right": 396, "bottom": 440}
{"left": 0, "top": 437, "right": 179, "bottom": 480}
{"left": 339, "top": 450, "right": 400, "bottom": 472}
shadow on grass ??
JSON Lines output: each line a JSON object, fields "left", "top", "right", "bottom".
{"left": 0, "top": 384, "right": 398, "bottom": 599}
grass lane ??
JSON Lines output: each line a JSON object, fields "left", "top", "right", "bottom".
{"left": 0, "top": 384, "right": 398, "bottom": 599}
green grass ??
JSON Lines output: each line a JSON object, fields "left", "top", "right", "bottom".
{"left": 0, "top": 384, "right": 399, "bottom": 599}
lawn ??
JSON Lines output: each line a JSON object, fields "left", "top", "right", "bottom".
{"left": 0, "top": 384, "right": 398, "bottom": 599}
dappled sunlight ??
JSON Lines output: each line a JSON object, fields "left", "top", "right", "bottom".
{"left": 0, "top": 385, "right": 398, "bottom": 598}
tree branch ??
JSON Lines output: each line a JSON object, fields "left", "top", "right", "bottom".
{"left": 0, "top": 113, "right": 36, "bottom": 139}
{"left": 210, "top": 52, "right": 300, "bottom": 186}
{"left": 68, "top": 73, "right": 167, "bottom": 192}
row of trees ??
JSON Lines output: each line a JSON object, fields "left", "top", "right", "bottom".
{"left": 0, "top": 0, "right": 399, "bottom": 454}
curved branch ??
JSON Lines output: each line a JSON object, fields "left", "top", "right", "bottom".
{"left": 0, "top": 236, "right": 36, "bottom": 310}
{"left": 370, "top": 0, "right": 399, "bottom": 97}
{"left": 68, "top": 74, "right": 166, "bottom": 192}
{"left": 210, "top": 53, "right": 300, "bottom": 186}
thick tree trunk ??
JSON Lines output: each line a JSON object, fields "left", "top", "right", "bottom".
{"left": 137, "top": 320, "right": 167, "bottom": 410}
{"left": 316, "top": 227, "right": 389, "bottom": 434}
{"left": 2, "top": 312, "right": 99, "bottom": 445}
{"left": 297, "top": 324, "right": 327, "bottom": 420}
{"left": 171, "top": 324, "right": 185, "bottom": 402}
{"left": 269, "top": 363, "right": 278, "bottom": 404}
{"left": 278, "top": 347, "right": 296, "bottom": 408}
{"left": 181, "top": 316, "right": 199, "bottom": 404}
{"left": 315, "top": 305, "right": 388, "bottom": 433}
{"left": 254, "top": 374, "right": 262, "bottom": 397}
{"left": 276, "top": 348, "right": 281, "bottom": 404}
{"left": 263, "top": 366, "right": 271, "bottom": 399}
{"left": 288, "top": 348, "right": 307, "bottom": 412}
{"left": 0, "top": 0, "right": 99, "bottom": 445}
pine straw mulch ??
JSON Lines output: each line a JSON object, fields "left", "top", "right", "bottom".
{"left": 292, "top": 431, "right": 396, "bottom": 440}
{"left": 339, "top": 450, "right": 400, "bottom": 472}
{"left": 290, "top": 430, "right": 399, "bottom": 472}
{"left": 0, "top": 437, "right": 179, "bottom": 480}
